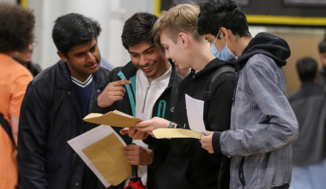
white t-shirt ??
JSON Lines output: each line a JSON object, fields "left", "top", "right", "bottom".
{"left": 125, "top": 64, "right": 172, "bottom": 186}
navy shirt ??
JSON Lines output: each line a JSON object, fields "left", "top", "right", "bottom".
{"left": 71, "top": 75, "right": 93, "bottom": 117}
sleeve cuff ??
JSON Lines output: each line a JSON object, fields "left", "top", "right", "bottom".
{"left": 212, "top": 131, "right": 222, "bottom": 154}
{"left": 143, "top": 135, "right": 155, "bottom": 145}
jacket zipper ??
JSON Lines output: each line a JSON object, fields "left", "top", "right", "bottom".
{"left": 239, "top": 157, "right": 246, "bottom": 188}
{"left": 142, "top": 82, "right": 151, "bottom": 113}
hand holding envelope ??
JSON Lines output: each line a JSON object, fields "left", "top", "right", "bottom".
{"left": 145, "top": 94, "right": 208, "bottom": 139}
{"left": 84, "top": 110, "right": 142, "bottom": 127}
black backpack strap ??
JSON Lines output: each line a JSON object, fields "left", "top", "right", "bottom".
{"left": 0, "top": 113, "right": 15, "bottom": 145}
{"left": 207, "top": 65, "right": 235, "bottom": 101}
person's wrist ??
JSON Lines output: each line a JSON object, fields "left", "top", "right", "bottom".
{"left": 144, "top": 148, "right": 154, "bottom": 165}
{"left": 97, "top": 96, "right": 107, "bottom": 108}
{"left": 168, "top": 121, "right": 175, "bottom": 128}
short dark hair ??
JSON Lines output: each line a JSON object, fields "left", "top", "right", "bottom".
{"left": 296, "top": 57, "right": 318, "bottom": 82}
{"left": 88, "top": 18, "right": 102, "bottom": 37}
{"left": 0, "top": 3, "right": 35, "bottom": 53}
{"left": 197, "top": 0, "right": 250, "bottom": 37}
{"left": 52, "top": 13, "right": 96, "bottom": 56}
{"left": 318, "top": 34, "right": 326, "bottom": 53}
{"left": 121, "top": 12, "right": 158, "bottom": 50}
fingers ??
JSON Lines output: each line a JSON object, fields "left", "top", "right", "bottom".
{"left": 124, "top": 145, "right": 141, "bottom": 165}
{"left": 128, "top": 128, "right": 148, "bottom": 140}
{"left": 120, "top": 128, "right": 130, "bottom": 135}
{"left": 109, "top": 78, "right": 131, "bottom": 87}
{"left": 136, "top": 126, "right": 154, "bottom": 133}
{"left": 200, "top": 134, "right": 214, "bottom": 154}
{"left": 117, "top": 78, "right": 131, "bottom": 86}
{"left": 124, "top": 145, "right": 154, "bottom": 165}
{"left": 136, "top": 120, "right": 153, "bottom": 128}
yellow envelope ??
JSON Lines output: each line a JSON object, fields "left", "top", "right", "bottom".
{"left": 82, "top": 133, "right": 131, "bottom": 186}
{"left": 84, "top": 110, "right": 142, "bottom": 127}
{"left": 153, "top": 128, "right": 201, "bottom": 139}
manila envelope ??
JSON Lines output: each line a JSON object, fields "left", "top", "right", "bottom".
{"left": 153, "top": 128, "right": 201, "bottom": 139}
{"left": 83, "top": 110, "right": 142, "bottom": 127}
{"left": 82, "top": 133, "right": 131, "bottom": 186}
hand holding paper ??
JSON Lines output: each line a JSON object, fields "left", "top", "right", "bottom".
{"left": 151, "top": 94, "right": 208, "bottom": 139}
{"left": 200, "top": 131, "right": 215, "bottom": 154}
{"left": 120, "top": 127, "right": 149, "bottom": 140}
{"left": 136, "top": 117, "right": 170, "bottom": 135}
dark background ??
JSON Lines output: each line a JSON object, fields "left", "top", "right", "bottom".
{"left": 161, "top": 0, "right": 326, "bottom": 18}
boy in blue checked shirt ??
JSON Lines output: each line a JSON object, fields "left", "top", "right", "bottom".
{"left": 198, "top": 1, "right": 298, "bottom": 189}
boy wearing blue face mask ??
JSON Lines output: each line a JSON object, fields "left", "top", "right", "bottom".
{"left": 198, "top": 1, "right": 298, "bottom": 189}
{"left": 209, "top": 32, "right": 237, "bottom": 61}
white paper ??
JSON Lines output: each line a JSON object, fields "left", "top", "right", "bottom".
{"left": 185, "top": 94, "right": 208, "bottom": 135}
{"left": 67, "top": 125, "right": 127, "bottom": 188}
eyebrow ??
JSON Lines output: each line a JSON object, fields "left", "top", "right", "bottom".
{"left": 73, "top": 44, "right": 96, "bottom": 56}
{"left": 129, "top": 45, "right": 155, "bottom": 54}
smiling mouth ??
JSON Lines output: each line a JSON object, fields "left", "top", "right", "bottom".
{"left": 142, "top": 65, "right": 153, "bottom": 70}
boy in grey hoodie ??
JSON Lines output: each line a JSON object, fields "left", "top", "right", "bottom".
{"left": 198, "top": 1, "right": 298, "bottom": 189}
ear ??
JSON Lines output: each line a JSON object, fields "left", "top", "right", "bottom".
{"left": 178, "top": 32, "right": 189, "bottom": 48}
{"left": 219, "top": 27, "right": 229, "bottom": 41}
{"left": 57, "top": 51, "right": 68, "bottom": 62}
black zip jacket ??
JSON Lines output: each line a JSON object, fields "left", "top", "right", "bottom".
{"left": 18, "top": 60, "right": 110, "bottom": 189}
{"left": 155, "top": 58, "right": 236, "bottom": 189}
{"left": 87, "top": 61, "right": 182, "bottom": 189}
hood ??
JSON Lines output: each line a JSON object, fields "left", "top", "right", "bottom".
{"left": 237, "top": 32, "right": 291, "bottom": 71}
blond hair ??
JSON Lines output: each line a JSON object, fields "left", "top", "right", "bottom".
{"left": 152, "top": 3, "right": 201, "bottom": 46}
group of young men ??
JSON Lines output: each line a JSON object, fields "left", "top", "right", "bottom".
{"left": 0, "top": 0, "right": 299, "bottom": 189}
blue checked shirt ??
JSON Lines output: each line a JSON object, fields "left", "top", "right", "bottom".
{"left": 220, "top": 54, "right": 298, "bottom": 189}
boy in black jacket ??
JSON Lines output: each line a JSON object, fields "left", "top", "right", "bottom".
{"left": 135, "top": 3, "right": 236, "bottom": 189}
{"left": 90, "top": 12, "right": 182, "bottom": 189}
{"left": 18, "top": 13, "right": 111, "bottom": 189}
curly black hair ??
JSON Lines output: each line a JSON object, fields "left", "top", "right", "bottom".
{"left": 0, "top": 3, "right": 35, "bottom": 53}
{"left": 121, "top": 12, "right": 158, "bottom": 50}
{"left": 197, "top": 0, "right": 250, "bottom": 37}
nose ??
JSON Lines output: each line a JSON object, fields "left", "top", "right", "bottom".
{"left": 165, "top": 51, "right": 171, "bottom": 60}
{"left": 86, "top": 52, "right": 96, "bottom": 63}
{"left": 139, "top": 54, "right": 149, "bottom": 66}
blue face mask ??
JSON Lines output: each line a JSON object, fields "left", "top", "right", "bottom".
{"left": 209, "top": 33, "right": 237, "bottom": 61}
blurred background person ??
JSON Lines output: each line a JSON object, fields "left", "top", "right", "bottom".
{"left": 13, "top": 40, "right": 42, "bottom": 77}
{"left": 88, "top": 17, "right": 115, "bottom": 71}
{"left": 0, "top": 2, "right": 34, "bottom": 189}
{"left": 288, "top": 57, "right": 326, "bottom": 189}
{"left": 318, "top": 36, "right": 326, "bottom": 85}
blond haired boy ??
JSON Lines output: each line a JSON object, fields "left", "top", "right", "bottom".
{"left": 134, "top": 3, "right": 236, "bottom": 189}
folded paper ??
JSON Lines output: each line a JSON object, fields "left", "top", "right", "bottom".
{"left": 153, "top": 128, "right": 201, "bottom": 139}
{"left": 68, "top": 125, "right": 129, "bottom": 187}
{"left": 82, "top": 133, "right": 130, "bottom": 186}
{"left": 84, "top": 110, "right": 142, "bottom": 127}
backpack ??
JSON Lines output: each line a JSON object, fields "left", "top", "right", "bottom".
{"left": 206, "top": 65, "right": 235, "bottom": 189}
